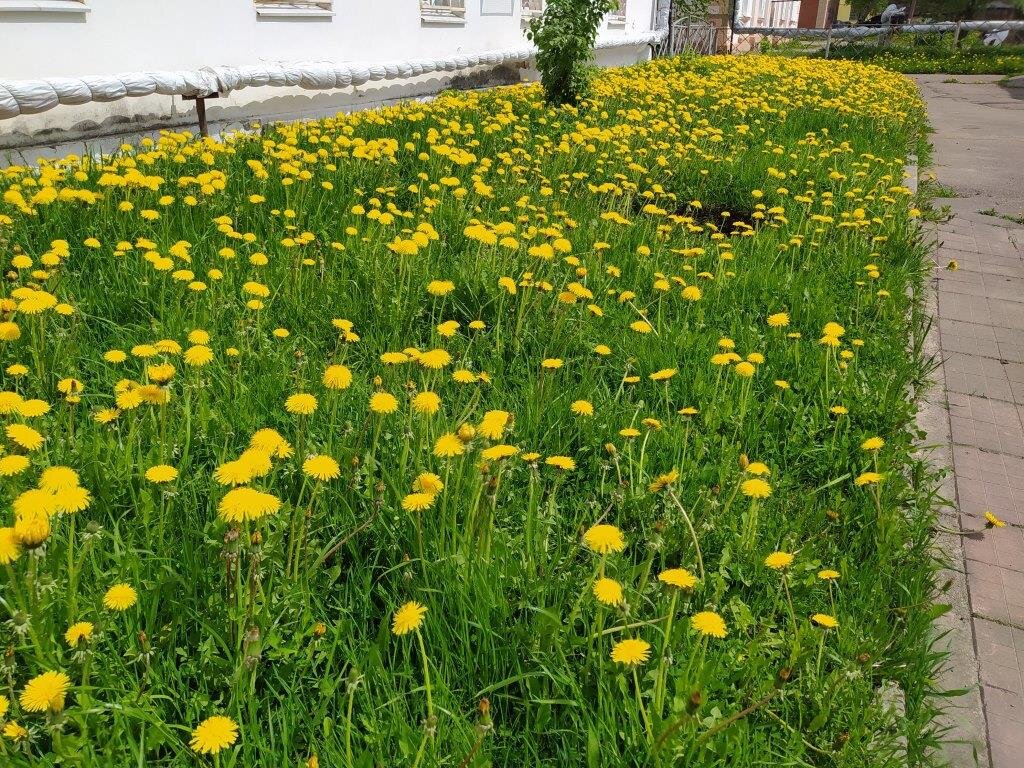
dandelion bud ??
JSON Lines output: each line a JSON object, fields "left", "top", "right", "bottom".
{"left": 826, "top": 509, "right": 839, "bottom": 521}
{"left": 224, "top": 527, "right": 240, "bottom": 545}
{"left": 778, "top": 667, "right": 791, "bottom": 683}
{"left": 604, "top": 442, "right": 617, "bottom": 455}
{"left": 834, "top": 732, "right": 850, "bottom": 748}
{"left": 351, "top": 456, "right": 360, "bottom": 468}
{"left": 313, "top": 622, "right": 327, "bottom": 637}
{"left": 346, "top": 667, "right": 362, "bottom": 692}
{"left": 138, "top": 631, "right": 149, "bottom": 649}
{"left": 405, "top": 379, "right": 416, "bottom": 391}
{"left": 373, "top": 375, "right": 383, "bottom": 387}
{"left": 857, "top": 653, "right": 871, "bottom": 664}
{"left": 457, "top": 423, "right": 476, "bottom": 442}
{"left": 687, "top": 691, "right": 703, "bottom": 713}
{"left": 739, "top": 453, "right": 749, "bottom": 470}
{"left": 479, "top": 698, "right": 490, "bottom": 717}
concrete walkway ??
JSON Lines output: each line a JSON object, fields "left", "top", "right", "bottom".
{"left": 914, "top": 75, "right": 1024, "bottom": 768}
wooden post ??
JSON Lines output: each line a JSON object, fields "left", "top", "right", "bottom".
{"left": 196, "top": 97, "right": 209, "bottom": 137}
{"left": 182, "top": 92, "right": 220, "bottom": 138}
{"left": 825, "top": 26, "right": 833, "bottom": 57}
{"left": 953, "top": 20, "right": 962, "bottom": 47}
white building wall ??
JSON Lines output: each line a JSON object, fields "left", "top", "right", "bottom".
{"left": 0, "top": 0, "right": 659, "bottom": 150}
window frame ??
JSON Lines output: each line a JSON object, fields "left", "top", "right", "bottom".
{"left": 608, "top": 0, "right": 626, "bottom": 25}
{"left": 253, "top": 0, "right": 334, "bottom": 18}
{"left": 421, "top": 0, "right": 468, "bottom": 24}
{"left": 0, "top": 0, "right": 89, "bottom": 14}
{"left": 521, "top": 0, "right": 543, "bottom": 19}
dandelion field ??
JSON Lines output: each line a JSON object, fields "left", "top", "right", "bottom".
{"left": 0, "top": 56, "right": 941, "bottom": 766}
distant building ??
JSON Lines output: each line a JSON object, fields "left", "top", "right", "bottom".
{"left": 797, "top": 0, "right": 853, "bottom": 28}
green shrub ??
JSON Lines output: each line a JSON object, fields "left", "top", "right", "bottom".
{"left": 527, "top": 0, "right": 617, "bottom": 105}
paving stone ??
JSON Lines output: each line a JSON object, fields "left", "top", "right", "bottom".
{"left": 914, "top": 75, "right": 1024, "bottom": 767}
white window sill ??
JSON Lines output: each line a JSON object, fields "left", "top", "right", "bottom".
{"left": 421, "top": 13, "right": 467, "bottom": 24}
{"left": 0, "top": 0, "right": 89, "bottom": 13}
{"left": 255, "top": 6, "right": 334, "bottom": 18}
{"left": 607, "top": 17, "right": 626, "bottom": 27}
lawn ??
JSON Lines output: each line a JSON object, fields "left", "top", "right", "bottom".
{"left": 806, "top": 34, "right": 1024, "bottom": 75}
{"left": 0, "top": 55, "right": 943, "bottom": 766}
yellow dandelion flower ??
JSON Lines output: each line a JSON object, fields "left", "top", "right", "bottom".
{"left": 546, "top": 455, "right": 575, "bottom": 471}
{"left": 658, "top": 568, "right": 696, "bottom": 589}
{"left": 392, "top": 601, "right": 427, "bottom": 636}
{"left": 103, "top": 583, "right": 138, "bottom": 611}
{"left": 860, "top": 436, "right": 885, "bottom": 451}
{"left": 285, "top": 393, "right": 318, "bottom": 416}
{"left": 691, "top": 610, "right": 727, "bottom": 638}
{"left": 218, "top": 487, "right": 282, "bottom": 523}
{"left": 583, "top": 523, "right": 625, "bottom": 555}
{"left": 740, "top": 478, "right": 772, "bottom": 498}
{"left": 303, "top": 455, "right": 341, "bottom": 482}
{"left": 764, "top": 551, "right": 794, "bottom": 570}
{"left": 855, "top": 472, "right": 883, "bottom": 486}
{"left": 20, "top": 671, "right": 71, "bottom": 713}
{"left": 146, "top": 465, "right": 178, "bottom": 483}
{"left": 811, "top": 613, "right": 838, "bottom": 629}
{"left": 570, "top": 400, "right": 594, "bottom": 416}
{"left": 433, "top": 433, "right": 465, "bottom": 458}
{"left": 610, "top": 638, "right": 650, "bottom": 666}
{"left": 593, "top": 577, "right": 623, "bottom": 606}
{"left": 64, "top": 621, "right": 94, "bottom": 647}
{"left": 190, "top": 715, "right": 239, "bottom": 755}
{"left": 323, "top": 364, "right": 353, "bottom": 390}
{"left": 402, "top": 492, "right": 436, "bottom": 512}
{"left": 984, "top": 511, "right": 1005, "bottom": 528}
{"left": 370, "top": 392, "right": 399, "bottom": 415}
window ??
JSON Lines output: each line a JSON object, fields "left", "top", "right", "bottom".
{"left": 481, "top": 0, "right": 513, "bottom": 14}
{"left": 521, "top": 0, "right": 543, "bottom": 18}
{"left": 0, "top": 0, "right": 89, "bottom": 14}
{"left": 254, "top": 0, "right": 333, "bottom": 17}
{"left": 608, "top": 0, "right": 626, "bottom": 23}
{"left": 421, "top": 0, "right": 467, "bottom": 23}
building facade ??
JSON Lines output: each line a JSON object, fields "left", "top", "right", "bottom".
{"left": 0, "top": 0, "right": 662, "bottom": 150}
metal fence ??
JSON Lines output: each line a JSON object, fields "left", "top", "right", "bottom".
{"left": 728, "top": 20, "right": 1024, "bottom": 68}
{"left": 653, "top": 20, "right": 720, "bottom": 56}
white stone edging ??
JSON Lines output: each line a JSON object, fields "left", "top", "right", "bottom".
{"left": 0, "top": 29, "right": 666, "bottom": 120}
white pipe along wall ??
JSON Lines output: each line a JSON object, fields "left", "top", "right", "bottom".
{"left": 0, "top": 0, "right": 663, "bottom": 151}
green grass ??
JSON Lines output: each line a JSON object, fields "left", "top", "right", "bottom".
{"left": 0, "top": 55, "right": 949, "bottom": 767}
{"left": 803, "top": 34, "right": 1024, "bottom": 75}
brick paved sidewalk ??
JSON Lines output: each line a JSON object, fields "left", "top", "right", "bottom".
{"left": 930, "top": 204, "right": 1024, "bottom": 768}
{"left": 912, "top": 75, "right": 1024, "bottom": 768}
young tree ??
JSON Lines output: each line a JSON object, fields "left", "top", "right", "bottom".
{"left": 527, "top": 0, "right": 618, "bottom": 106}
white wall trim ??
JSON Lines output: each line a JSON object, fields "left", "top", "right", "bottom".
{"left": 0, "top": 0, "right": 89, "bottom": 13}
{"left": 0, "top": 29, "right": 664, "bottom": 120}
{"left": 255, "top": 7, "right": 335, "bottom": 18}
